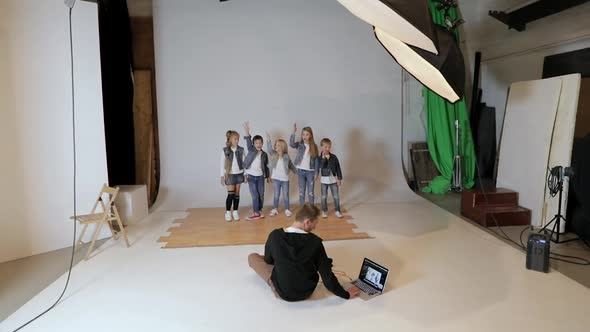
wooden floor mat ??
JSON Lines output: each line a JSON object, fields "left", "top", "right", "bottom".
{"left": 158, "top": 206, "right": 372, "bottom": 248}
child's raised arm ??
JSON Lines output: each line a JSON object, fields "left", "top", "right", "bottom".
{"left": 243, "top": 121, "right": 254, "bottom": 152}
{"left": 266, "top": 132, "right": 275, "bottom": 156}
{"left": 289, "top": 123, "right": 299, "bottom": 149}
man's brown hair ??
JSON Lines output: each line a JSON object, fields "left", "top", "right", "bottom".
{"left": 295, "top": 203, "right": 320, "bottom": 222}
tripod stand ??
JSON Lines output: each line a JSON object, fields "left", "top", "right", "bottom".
{"left": 539, "top": 179, "right": 579, "bottom": 244}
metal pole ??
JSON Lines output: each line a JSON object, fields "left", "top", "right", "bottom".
{"left": 452, "top": 120, "right": 463, "bottom": 191}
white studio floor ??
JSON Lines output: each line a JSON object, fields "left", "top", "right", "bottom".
{"left": 2, "top": 198, "right": 590, "bottom": 332}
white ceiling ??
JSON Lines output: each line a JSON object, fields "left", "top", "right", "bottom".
{"left": 459, "top": 0, "right": 532, "bottom": 44}
{"left": 458, "top": 0, "right": 590, "bottom": 60}
{"left": 126, "top": 0, "right": 590, "bottom": 60}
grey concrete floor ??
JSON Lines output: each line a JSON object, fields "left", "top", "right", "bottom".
{"left": 0, "top": 239, "right": 107, "bottom": 323}
{"left": 420, "top": 191, "right": 590, "bottom": 288}
{"left": 2, "top": 193, "right": 588, "bottom": 324}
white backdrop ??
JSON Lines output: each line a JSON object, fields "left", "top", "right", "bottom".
{"left": 496, "top": 78, "right": 562, "bottom": 227}
{"left": 152, "top": 0, "right": 418, "bottom": 211}
{"left": 0, "top": 0, "right": 109, "bottom": 263}
{"left": 543, "top": 74, "right": 581, "bottom": 229}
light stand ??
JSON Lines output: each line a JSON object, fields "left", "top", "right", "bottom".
{"left": 539, "top": 166, "right": 578, "bottom": 244}
{"left": 451, "top": 119, "right": 462, "bottom": 192}
{"left": 437, "top": 0, "right": 463, "bottom": 192}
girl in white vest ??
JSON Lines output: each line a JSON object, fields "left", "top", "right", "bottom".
{"left": 220, "top": 130, "right": 245, "bottom": 221}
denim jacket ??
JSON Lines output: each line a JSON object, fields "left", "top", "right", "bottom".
{"left": 267, "top": 139, "right": 297, "bottom": 176}
{"left": 243, "top": 136, "right": 270, "bottom": 178}
{"left": 319, "top": 153, "right": 343, "bottom": 180}
{"left": 222, "top": 146, "right": 244, "bottom": 175}
{"left": 289, "top": 134, "right": 320, "bottom": 172}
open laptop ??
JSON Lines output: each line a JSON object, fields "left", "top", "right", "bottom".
{"left": 348, "top": 258, "right": 389, "bottom": 299}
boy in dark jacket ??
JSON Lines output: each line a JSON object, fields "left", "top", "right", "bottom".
{"left": 247, "top": 204, "right": 360, "bottom": 301}
{"left": 319, "top": 138, "right": 343, "bottom": 218}
{"left": 243, "top": 121, "right": 270, "bottom": 221}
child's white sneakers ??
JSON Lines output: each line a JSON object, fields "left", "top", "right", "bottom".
{"left": 322, "top": 211, "right": 328, "bottom": 218}
{"left": 270, "top": 209, "right": 278, "bottom": 216}
{"left": 225, "top": 211, "right": 232, "bottom": 222}
{"left": 285, "top": 209, "right": 293, "bottom": 217}
{"left": 335, "top": 211, "right": 343, "bottom": 218}
{"left": 232, "top": 210, "right": 240, "bottom": 221}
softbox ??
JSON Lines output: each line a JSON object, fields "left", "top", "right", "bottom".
{"left": 338, "top": 0, "right": 438, "bottom": 54}
{"left": 374, "top": 25, "right": 465, "bottom": 103}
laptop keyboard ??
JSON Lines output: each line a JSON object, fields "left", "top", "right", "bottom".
{"left": 352, "top": 280, "right": 379, "bottom": 295}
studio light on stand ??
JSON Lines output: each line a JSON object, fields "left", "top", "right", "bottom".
{"left": 527, "top": 165, "right": 583, "bottom": 273}
{"left": 539, "top": 165, "right": 577, "bottom": 244}
{"left": 434, "top": 0, "right": 464, "bottom": 191}
{"left": 339, "top": 0, "right": 467, "bottom": 192}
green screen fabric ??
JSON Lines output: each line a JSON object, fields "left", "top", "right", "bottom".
{"left": 422, "top": 0, "right": 475, "bottom": 194}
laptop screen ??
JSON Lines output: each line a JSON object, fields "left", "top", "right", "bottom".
{"left": 358, "top": 258, "right": 388, "bottom": 291}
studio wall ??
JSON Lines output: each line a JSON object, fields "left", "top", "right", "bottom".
{"left": 480, "top": 39, "right": 590, "bottom": 142}
{"left": 152, "top": 0, "right": 419, "bottom": 211}
{"left": 0, "top": 0, "right": 109, "bottom": 263}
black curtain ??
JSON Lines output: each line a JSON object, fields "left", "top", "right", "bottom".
{"left": 476, "top": 105, "right": 496, "bottom": 180}
{"left": 543, "top": 48, "right": 590, "bottom": 79}
{"left": 567, "top": 134, "right": 590, "bottom": 240}
{"left": 472, "top": 101, "right": 497, "bottom": 189}
{"left": 98, "top": 0, "right": 135, "bottom": 185}
{"left": 542, "top": 48, "right": 589, "bottom": 239}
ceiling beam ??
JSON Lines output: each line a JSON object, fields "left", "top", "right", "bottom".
{"left": 489, "top": 0, "right": 590, "bottom": 32}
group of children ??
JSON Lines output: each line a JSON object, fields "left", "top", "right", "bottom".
{"left": 220, "top": 122, "right": 343, "bottom": 222}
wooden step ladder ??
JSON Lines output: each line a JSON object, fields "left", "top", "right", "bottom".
{"left": 461, "top": 188, "right": 531, "bottom": 227}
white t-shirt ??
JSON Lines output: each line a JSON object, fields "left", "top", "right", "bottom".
{"left": 321, "top": 174, "right": 337, "bottom": 185}
{"left": 297, "top": 143, "right": 312, "bottom": 171}
{"left": 272, "top": 157, "right": 289, "bottom": 182}
{"left": 320, "top": 155, "right": 337, "bottom": 184}
{"left": 219, "top": 147, "right": 243, "bottom": 177}
{"left": 284, "top": 226, "right": 308, "bottom": 234}
{"left": 246, "top": 151, "right": 263, "bottom": 177}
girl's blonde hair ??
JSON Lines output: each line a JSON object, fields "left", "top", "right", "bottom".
{"left": 226, "top": 130, "right": 239, "bottom": 149}
{"left": 275, "top": 139, "right": 288, "bottom": 157}
{"left": 301, "top": 127, "right": 319, "bottom": 157}
{"left": 224, "top": 130, "right": 239, "bottom": 174}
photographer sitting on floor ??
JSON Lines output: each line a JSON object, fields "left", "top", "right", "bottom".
{"left": 248, "top": 203, "right": 360, "bottom": 301}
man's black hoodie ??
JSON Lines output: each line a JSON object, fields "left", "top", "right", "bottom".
{"left": 264, "top": 228, "right": 349, "bottom": 301}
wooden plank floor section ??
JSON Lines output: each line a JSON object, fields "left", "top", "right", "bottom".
{"left": 158, "top": 206, "right": 372, "bottom": 248}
